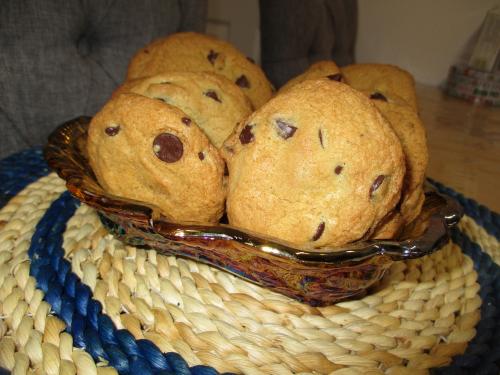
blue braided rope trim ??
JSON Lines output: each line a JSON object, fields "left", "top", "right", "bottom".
{"left": 0, "top": 147, "right": 49, "bottom": 207}
{"left": 432, "top": 227, "right": 500, "bottom": 375}
{"left": 429, "top": 178, "right": 500, "bottom": 240}
{"left": 28, "top": 191, "right": 231, "bottom": 375}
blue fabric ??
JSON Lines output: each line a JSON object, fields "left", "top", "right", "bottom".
{"left": 0, "top": 147, "right": 49, "bottom": 207}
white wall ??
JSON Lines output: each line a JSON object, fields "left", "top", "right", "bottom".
{"left": 206, "top": 0, "right": 499, "bottom": 86}
{"left": 356, "top": 0, "right": 500, "bottom": 86}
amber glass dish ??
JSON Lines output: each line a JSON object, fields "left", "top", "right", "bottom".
{"left": 44, "top": 117, "right": 463, "bottom": 306}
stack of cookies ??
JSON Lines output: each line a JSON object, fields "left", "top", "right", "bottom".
{"left": 87, "top": 32, "right": 427, "bottom": 250}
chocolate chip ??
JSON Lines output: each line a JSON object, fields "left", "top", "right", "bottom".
{"left": 153, "top": 133, "right": 183, "bottom": 163}
{"left": 198, "top": 152, "right": 205, "bottom": 160}
{"left": 275, "top": 119, "right": 297, "bottom": 140}
{"left": 224, "top": 163, "right": 229, "bottom": 176}
{"left": 235, "top": 75, "right": 250, "bottom": 88}
{"left": 370, "top": 175, "right": 385, "bottom": 197}
{"left": 318, "top": 129, "right": 324, "bottom": 148}
{"left": 105, "top": 125, "right": 120, "bottom": 136}
{"left": 207, "top": 50, "right": 218, "bottom": 65}
{"left": 246, "top": 56, "right": 255, "bottom": 64}
{"left": 334, "top": 165, "right": 343, "bottom": 175}
{"left": 327, "top": 73, "right": 343, "bottom": 82}
{"left": 312, "top": 222, "right": 325, "bottom": 241}
{"left": 204, "top": 90, "right": 221, "bottom": 103}
{"left": 239, "top": 124, "right": 254, "bottom": 144}
{"left": 144, "top": 49, "right": 149, "bottom": 54}
{"left": 370, "top": 92, "right": 387, "bottom": 101}
{"left": 181, "top": 117, "right": 191, "bottom": 126}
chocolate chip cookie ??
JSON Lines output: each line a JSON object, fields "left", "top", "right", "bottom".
{"left": 279, "top": 60, "right": 344, "bottom": 94}
{"left": 87, "top": 93, "right": 226, "bottom": 224}
{"left": 341, "top": 64, "right": 418, "bottom": 111}
{"left": 127, "top": 32, "right": 274, "bottom": 109}
{"left": 114, "top": 71, "right": 252, "bottom": 148}
{"left": 223, "top": 79, "right": 405, "bottom": 248}
{"left": 371, "top": 100, "right": 428, "bottom": 225}
{"left": 371, "top": 211, "right": 405, "bottom": 239}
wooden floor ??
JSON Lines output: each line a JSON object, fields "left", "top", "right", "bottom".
{"left": 417, "top": 84, "right": 500, "bottom": 212}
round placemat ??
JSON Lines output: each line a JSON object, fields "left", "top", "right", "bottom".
{"left": 0, "top": 150, "right": 498, "bottom": 375}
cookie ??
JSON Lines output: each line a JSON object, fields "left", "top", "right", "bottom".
{"left": 371, "top": 100, "right": 428, "bottom": 225}
{"left": 127, "top": 32, "right": 274, "bottom": 109}
{"left": 371, "top": 211, "right": 404, "bottom": 239}
{"left": 279, "top": 60, "right": 345, "bottom": 94}
{"left": 341, "top": 64, "right": 418, "bottom": 111}
{"left": 372, "top": 186, "right": 426, "bottom": 240}
{"left": 87, "top": 93, "right": 226, "bottom": 224}
{"left": 223, "top": 79, "right": 405, "bottom": 248}
{"left": 114, "top": 72, "right": 253, "bottom": 148}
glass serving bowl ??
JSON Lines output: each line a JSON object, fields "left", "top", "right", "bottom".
{"left": 44, "top": 117, "right": 463, "bottom": 306}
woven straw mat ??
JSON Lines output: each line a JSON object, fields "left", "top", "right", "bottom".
{"left": 0, "top": 171, "right": 496, "bottom": 375}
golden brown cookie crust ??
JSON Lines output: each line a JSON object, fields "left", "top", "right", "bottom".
{"left": 371, "top": 211, "right": 405, "bottom": 239}
{"left": 87, "top": 93, "right": 226, "bottom": 224}
{"left": 279, "top": 60, "right": 344, "bottom": 94}
{"left": 341, "top": 63, "right": 418, "bottom": 111}
{"left": 371, "top": 100, "right": 428, "bottom": 224}
{"left": 114, "top": 71, "right": 252, "bottom": 148}
{"left": 127, "top": 32, "right": 274, "bottom": 109}
{"left": 223, "top": 79, "right": 405, "bottom": 248}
